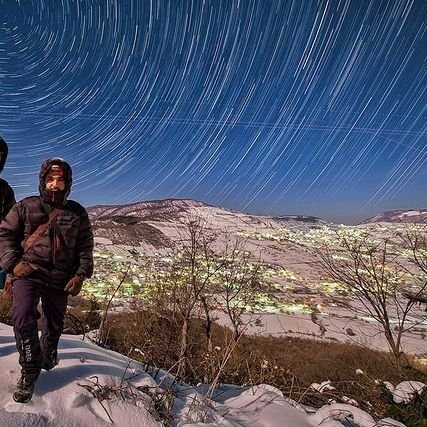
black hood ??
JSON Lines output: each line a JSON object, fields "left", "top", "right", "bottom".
{"left": 0, "top": 136, "right": 8, "bottom": 174}
{"left": 39, "top": 158, "right": 73, "bottom": 207}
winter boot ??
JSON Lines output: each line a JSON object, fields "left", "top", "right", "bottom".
{"left": 13, "top": 372, "right": 39, "bottom": 403}
{"left": 13, "top": 324, "right": 42, "bottom": 402}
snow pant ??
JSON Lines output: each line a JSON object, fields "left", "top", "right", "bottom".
{"left": 12, "top": 278, "right": 68, "bottom": 382}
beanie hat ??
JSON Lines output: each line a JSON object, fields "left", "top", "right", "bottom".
{"left": 47, "top": 164, "right": 65, "bottom": 179}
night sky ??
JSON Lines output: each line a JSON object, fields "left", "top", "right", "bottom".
{"left": 1, "top": 0, "right": 426, "bottom": 224}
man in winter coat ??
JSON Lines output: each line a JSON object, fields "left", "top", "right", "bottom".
{"left": 0, "top": 136, "right": 16, "bottom": 293}
{"left": 0, "top": 157, "right": 94, "bottom": 403}
{"left": 0, "top": 136, "right": 15, "bottom": 221}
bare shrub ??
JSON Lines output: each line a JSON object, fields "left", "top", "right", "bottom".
{"left": 316, "top": 227, "right": 427, "bottom": 369}
{"left": 78, "top": 372, "right": 173, "bottom": 425}
{"left": 64, "top": 294, "right": 103, "bottom": 335}
{"left": 132, "top": 215, "right": 265, "bottom": 381}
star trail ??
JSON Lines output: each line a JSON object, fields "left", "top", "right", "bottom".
{"left": 0, "top": 0, "right": 426, "bottom": 223}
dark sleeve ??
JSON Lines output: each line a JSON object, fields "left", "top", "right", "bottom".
{"left": 0, "top": 181, "right": 16, "bottom": 221}
{"left": 75, "top": 210, "right": 94, "bottom": 279}
{"left": 0, "top": 202, "right": 24, "bottom": 273}
{"left": 4, "top": 184, "right": 16, "bottom": 217}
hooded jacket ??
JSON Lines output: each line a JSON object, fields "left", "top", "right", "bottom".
{"left": 0, "top": 137, "right": 16, "bottom": 221}
{"left": 0, "top": 158, "right": 93, "bottom": 287}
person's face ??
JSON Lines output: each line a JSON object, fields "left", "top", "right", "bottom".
{"left": 46, "top": 173, "right": 65, "bottom": 191}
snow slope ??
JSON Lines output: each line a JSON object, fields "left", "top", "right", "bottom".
{"left": 0, "top": 322, "right": 417, "bottom": 427}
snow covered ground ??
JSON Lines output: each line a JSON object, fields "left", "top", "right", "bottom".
{"left": 214, "top": 308, "right": 427, "bottom": 356}
{"left": 1, "top": 322, "right": 422, "bottom": 427}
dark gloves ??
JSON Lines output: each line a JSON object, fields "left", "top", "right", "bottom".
{"left": 64, "top": 275, "right": 84, "bottom": 296}
{"left": 13, "top": 261, "right": 38, "bottom": 278}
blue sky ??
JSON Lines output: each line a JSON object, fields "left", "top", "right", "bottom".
{"left": 1, "top": 0, "right": 426, "bottom": 224}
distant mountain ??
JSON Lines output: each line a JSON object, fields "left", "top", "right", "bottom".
{"left": 273, "top": 215, "right": 329, "bottom": 227}
{"left": 87, "top": 198, "right": 327, "bottom": 282}
{"left": 87, "top": 198, "right": 283, "bottom": 247}
{"left": 87, "top": 198, "right": 208, "bottom": 248}
{"left": 360, "top": 209, "right": 427, "bottom": 225}
{"left": 86, "top": 198, "right": 330, "bottom": 248}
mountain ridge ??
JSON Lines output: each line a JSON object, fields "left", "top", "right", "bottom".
{"left": 86, "top": 198, "right": 332, "bottom": 247}
{"left": 359, "top": 208, "right": 427, "bottom": 225}
{"left": 86, "top": 199, "right": 427, "bottom": 236}
{"left": 86, "top": 198, "right": 329, "bottom": 224}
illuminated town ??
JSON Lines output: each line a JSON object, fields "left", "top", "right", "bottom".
{"left": 83, "top": 222, "right": 427, "bottom": 322}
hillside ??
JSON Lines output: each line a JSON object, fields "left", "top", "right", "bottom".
{"left": 87, "top": 198, "right": 326, "bottom": 284}
{"left": 85, "top": 198, "right": 427, "bottom": 355}
{"left": 360, "top": 209, "right": 427, "bottom": 225}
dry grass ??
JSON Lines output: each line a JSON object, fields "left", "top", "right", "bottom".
{"left": 0, "top": 297, "right": 12, "bottom": 324}
{"left": 101, "top": 309, "right": 426, "bottom": 426}
{"left": 63, "top": 294, "right": 103, "bottom": 335}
